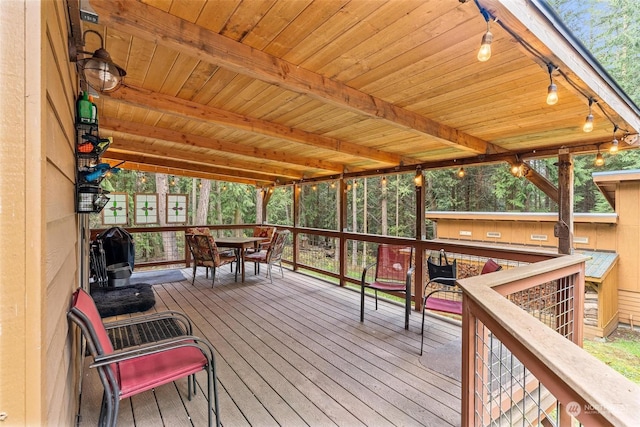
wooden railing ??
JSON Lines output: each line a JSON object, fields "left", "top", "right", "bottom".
{"left": 459, "top": 255, "right": 640, "bottom": 426}
{"left": 91, "top": 224, "right": 557, "bottom": 310}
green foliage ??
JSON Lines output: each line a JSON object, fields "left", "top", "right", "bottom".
{"left": 548, "top": 0, "right": 640, "bottom": 106}
{"left": 267, "top": 186, "right": 294, "bottom": 225}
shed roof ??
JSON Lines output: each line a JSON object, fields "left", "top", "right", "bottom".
{"left": 73, "top": 0, "right": 640, "bottom": 186}
{"left": 580, "top": 250, "right": 618, "bottom": 281}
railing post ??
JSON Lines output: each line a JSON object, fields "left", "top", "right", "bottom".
{"left": 414, "top": 175, "right": 425, "bottom": 311}
{"left": 461, "top": 296, "right": 476, "bottom": 426}
{"left": 293, "top": 183, "right": 300, "bottom": 271}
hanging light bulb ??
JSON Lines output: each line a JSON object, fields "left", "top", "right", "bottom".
{"left": 381, "top": 176, "right": 387, "bottom": 185}
{"left": 583, "top": 98, "right": 595, "bottom": 132}
{"left": 477, "top": 20, "right": 493, "bottom": 62}
{"left": 594, "top": 147, "right": 605, "bottom": 167}
{"left": 456, "top": 167, "right": 466, "bottom": 178}
{"left": 546, "top": 64, "right": 558, "bottom": 105}
{"left": 610, "top": 125, "right": 619, "bottom": 154}
{"left": 510, "top": 163, "right": 522, "bottom": 177}
{"left": 414, "top": 168, "right": 423, "bottom": 187}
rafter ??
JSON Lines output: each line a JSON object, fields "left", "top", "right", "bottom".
{"left": 102, "top": 159, "right": 259, "bottom": 186}
{"left": 103, "top": 151, "right": 278, "bottom": 184}
{"left": 100, "top": 117, "right": 350, "bottom": 174}
{"left": 107, "top": 137, "right": 305, "bottom": 180}
{"left": 91, "top": 0, "right": 505, "bottom": 155}
{"left": 104, "top": 85, "right": 406, "bottom": 167}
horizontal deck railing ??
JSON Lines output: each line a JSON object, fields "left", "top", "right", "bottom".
{"left": 458, "top": 255, "right": 640, "bottom": 426}
{"left": 90, "top": 224, "right": 556, "bottom": 310}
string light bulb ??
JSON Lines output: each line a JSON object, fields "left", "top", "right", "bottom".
{"left": 594, "top": 147, "right": 605, "bottom": 167}
{"left": 457, "top": 167, "right": 466, "bottom": 178}
{"left": 610, "top": 125, "right": 619, "bottom": 154}
{"left": 381, "top": 176, "right": 387, "bottom": 185}
{"left": 546, "top": 64, "right": 558, "bottom": 105}
{"left": 414, "top": 168, "right": 423, "bottom": 187}
{"left": 583, "top": 98, "right": 595, "bottom": 132}
{"left": 477, "top": 20, "right": 493, "bottom": 62}
{"left": 510, "top": 163, "right": 522, "bottom": 177}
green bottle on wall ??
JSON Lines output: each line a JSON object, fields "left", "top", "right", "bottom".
{"left": 77, "top": 91, "right": 93, "bottom": 124}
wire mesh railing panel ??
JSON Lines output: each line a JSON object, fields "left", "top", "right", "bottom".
{"left": 295, "top": 233, "right": 339, "bottom": 275}
{"left": 473, "top": 320, "right": 563, "bottom": 426}
{"left": 503, "top": 276, "right": 576, "bottom": 339}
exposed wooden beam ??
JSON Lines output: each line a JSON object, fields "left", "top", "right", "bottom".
{"left": 103, "top": 151, "right": 277, "bottom": 184}
{"left": 522, "top": 161, "right": 559, "bottom": 204}
{"left": 91, "top": 0, "right": 505, "bottom": 155}
{"left": 107, "top": 138, "right": 304, "bottom": 180}
{"left": 101, "top": 117, "right": 343, "bottom": 174}
{"left": 104, "top": 85, "right": 405, "bottom": 167}
{"left": 102, "top": 159, "right": 259, "bottom": 186}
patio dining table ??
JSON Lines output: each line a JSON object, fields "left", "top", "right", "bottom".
{"left": 216, "top": 236, "right": 269, "bottom": 282}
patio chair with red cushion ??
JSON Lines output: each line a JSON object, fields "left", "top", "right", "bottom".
{"left": 185, "top": 230, "right": 237, "bottom": 286}
{"left": 420, "top": 255, "right": 502, "bottom": 355}
{"left": 67, "top": 288, "right": 221, "bottom": 427}
{"left": 360, "top": 244, "right": 414, "bottom": 330}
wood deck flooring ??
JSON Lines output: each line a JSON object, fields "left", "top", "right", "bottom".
{"left": 78, "top": 266, "right": 462, "bottom": 426}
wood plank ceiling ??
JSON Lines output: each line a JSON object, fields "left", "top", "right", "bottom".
{"left": 74, "top": 0, "right": 640, "bottom": 186}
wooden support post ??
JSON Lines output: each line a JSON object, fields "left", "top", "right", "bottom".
{"left": 338, "top": 178, "right": 348, "bottom": 286}
{"left": 556, "top": 152, "right": 574, "bottom": 255}
{"left": 293, "top": 183, "right": 300, "bottom": 271}
{"left": 415, "top": 174, "right": 426, "bottom": 311}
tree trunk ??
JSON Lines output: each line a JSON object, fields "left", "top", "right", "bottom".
{"left": 381, "top": 177, "right": 388, "bottom": 235}
{"left": 363, "top": 179, "right": 368, "bottom": 263}
{"left": 234, "top": 207, "right": 243, "bottom": 237}
{"left": 196, "top": 179, "right": 211, "bottom": 225}
{"left": 155, "top": 174, "right": 178, "bottom": 261}
{"left": 395, "top": 176, "right": 400, "bottom": 236}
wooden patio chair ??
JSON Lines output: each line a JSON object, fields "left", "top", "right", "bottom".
{"left": 245, "top": 229, "right": 290, "bottom": 283}
{"left": 420, "top": 255, "right": 502, "bottom": 355}
{"left": 68, "top": 288, "right": 221, "bottom": 427}
{"left": 360, "top": 244, "right": 415, "bottom": 330}
{"left": 185, "top": 230, "right": 237, "bottom": 287}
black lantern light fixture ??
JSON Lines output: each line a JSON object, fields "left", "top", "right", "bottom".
{"left": 76, "top": 30, "right": 126, "bottom": 93}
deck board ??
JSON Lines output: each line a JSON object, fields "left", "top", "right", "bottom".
{"left": 79, "top": 267, "right": 462, "bottom": 426}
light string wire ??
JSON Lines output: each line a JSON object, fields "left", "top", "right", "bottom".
{"left": 471, "top": 0, "right": 631, "bottom": 136}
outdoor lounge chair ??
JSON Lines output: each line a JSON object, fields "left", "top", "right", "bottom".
{"left": 185, "top": 229, "right": 237, "bottom": 286}
{"left": 245, "top": 229, "right": 290, "bottom": 283}
{"left": 420, "top": 254, "right": 502, "bottom": 355}
{"left": 68, "top": 288, "right": 221, "bottom": 427}
{"left": 360, "top": 244, "right": 414, "bottom": 330}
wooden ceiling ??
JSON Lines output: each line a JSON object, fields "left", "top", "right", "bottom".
{"left": 73, "top": 0, "right": 640, "bottom": 186}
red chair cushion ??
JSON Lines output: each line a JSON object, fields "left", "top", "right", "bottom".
{"left": 481, "top": 259, "right": 502, "bottom": 275}
{"left": 118, "top": 345, "right": 207, "bottom": 399}
{"left": 425, "top": 297, "right": 462, "bottom": 315}
{"left": 367, "top": 280, "right": 407, "bottom": 292}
